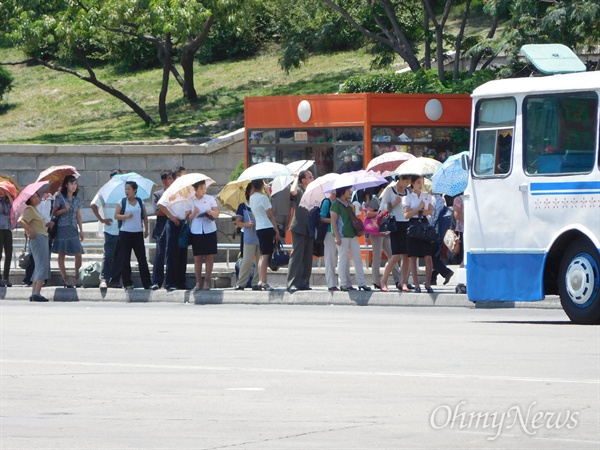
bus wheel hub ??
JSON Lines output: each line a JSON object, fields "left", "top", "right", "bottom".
{"left": 566, "top": 256, "right": 595, "bottom": 306}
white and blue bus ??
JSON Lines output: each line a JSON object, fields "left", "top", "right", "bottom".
{"left": 463, "top": 54, "right": 600, "bottom": 324}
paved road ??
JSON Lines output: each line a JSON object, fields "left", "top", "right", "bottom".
{"left": 1, "top": 303, "right": 598, "bottom": 449}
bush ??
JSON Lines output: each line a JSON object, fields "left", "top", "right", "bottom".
{"left": 339, "top": 69, "right": 497, "bottom": 94}
{"left": 0, "top": 65, "right": 14, "bottom": 101}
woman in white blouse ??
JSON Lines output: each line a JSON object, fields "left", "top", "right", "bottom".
{"left": 187, "top": 180, "right": 219, "bottom": 291}
{"left": 403, "top": 175, "right": 434, "bottom": 293}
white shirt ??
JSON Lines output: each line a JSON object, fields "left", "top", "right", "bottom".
{"left": 38, "top": 197, "right": 54, "bottom": 223}
{"left": 403, "top": 191, "right": 432, "bottom": 217}
{"left": 91, "top": 192, "right": 118, "bottom": 236}
{"left": 380, "top": 183, "right": 409, "bottom": 222}
{"left": 189, "top": 195, "right": 218, "bottom": 234}
{"left": 119, "top": 199, "right": 144, "bottom": 233}
{"left": 157, "top": 193, "right": 190, "bottom": 221}
{"left": 249, "top": 192, "right": 273, "bottom": 230}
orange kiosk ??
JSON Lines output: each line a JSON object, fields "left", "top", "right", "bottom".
{"left": 244, "top": 93, "right": 472, "bottom": 252}
{"left": 244, "top": 93, "right": 472, "bottom": 173}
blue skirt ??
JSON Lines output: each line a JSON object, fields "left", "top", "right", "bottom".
{"left": 52, "top": 225, "right": 85, "bottom": 255}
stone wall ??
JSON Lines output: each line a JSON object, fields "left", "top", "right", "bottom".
{"left": 0, "top": 128, "right": 245, "bottom": 221}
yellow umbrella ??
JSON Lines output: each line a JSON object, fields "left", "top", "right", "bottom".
{"left": 216, "top": 179, "right": 250, "bottom": 213}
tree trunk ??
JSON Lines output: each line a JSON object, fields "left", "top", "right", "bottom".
{"left": 454, "top": 0, "right": 471, "bottom": 80}
{"left": 424, "top": 8, "right": 431, "bottom": 69}
{"left": 37, "top": 55, "right": 153, "bottom": 126}
{"left": 181, "top": 15, "right": 215, "bottom": 102}
{"left": 468, "top": 13, "right": 499, "bottom": 74}
{"left": 158, "top": 35, "right": 172, "bottom": 125}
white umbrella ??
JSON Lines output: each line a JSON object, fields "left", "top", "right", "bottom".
{"left": 159, "top": 173, "right": 216, "bottom": 207}
{"left": 330, "top": 170, "right": 387, "bottom": 192}
{"left": 299, "top": 173, "right": 340, "bottom": 210}
{"left": 270, "top": 160, "right": 315, "bottom": 196}
{"left": 237, "top": 162, "right": 293, "bottom": 182}
{"left": 394, "top": 157, "right": 442, "bottom": 177}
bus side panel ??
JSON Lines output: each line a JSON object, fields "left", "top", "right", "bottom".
{"left": 466, "top": 253, "right": 545, "bottom": 301}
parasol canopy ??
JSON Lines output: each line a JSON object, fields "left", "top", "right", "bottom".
{"left": 36, "top": 165, "right": 80, "bottom": 194}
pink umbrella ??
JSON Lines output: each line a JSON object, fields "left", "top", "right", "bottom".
{"left": 0, "top": 180, "right": 17, "bottom": 199}
{"left": 36, "top": 165, "right": 80, "bottom": 194}
{"left": 366, "top": 151, "right": 415, "bottom": 176}
{"left": 10, "top": 181, "right": 49, "bottom": 229}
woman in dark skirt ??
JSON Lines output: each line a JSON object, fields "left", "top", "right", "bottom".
{"left": 52, "top": 175, "right": 84, "bottom": 287}
{"left": 403, "top": 175, "right": 435, "bottom": 293}
{"left": 187, "top": 180, "right": 219, "bottom": 291}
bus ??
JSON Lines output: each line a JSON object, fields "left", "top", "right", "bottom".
{"left": 462, "top": 50, "right": 600, "bottom": 324}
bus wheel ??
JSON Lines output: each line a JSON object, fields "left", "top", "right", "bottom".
{"left": 558, "top": 238, "right": 600, "bottom": 324}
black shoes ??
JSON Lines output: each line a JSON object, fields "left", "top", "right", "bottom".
{"left": 340, "top": 286, "right": 356, "bottom": 291}
{"left": 29, "top": 294, "right": 49, "bottom": 302}
{"left": 328, "top": 287, "right": 339, "bottom": 291}
{"left": 358, "top": 285, "right": 372, "bottom": 291}
{"left": 443, "top": 270, "right": 454, "bottom": 285}
{"left": 150, "top": 284, "right": 160, "bottom": 291}
{"left": 234, "top": 285, "right": 245, "bottom": 290}
{"left": 287, "top": 286, "right": 298, "bottom": 293}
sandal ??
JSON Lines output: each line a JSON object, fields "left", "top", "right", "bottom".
{"left": 193, "top": 283, "right": 202, "bottom": 291}
{"left": 380, "top": 285, "right": 390, "bottom": 292}
{"left": 401, "top": 285, "right": 410, "bottom": 293}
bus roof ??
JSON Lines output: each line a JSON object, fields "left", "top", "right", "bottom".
{"left": 472, "top": 71, "right": 600, "bottom": 99}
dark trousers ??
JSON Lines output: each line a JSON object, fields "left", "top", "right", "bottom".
{"left": 0, "top": 229, "right": 12, "bottom": 280}
{"left": 152, "top": 227, "right": 167, "bottom": 287}
{"left": 165, "top": 219, "right": 188, "bottom": 289}
{"left": 104, "top": 232, "right": 122, "bottom": 284}
{"left": 286, "top": 231, "right": 314, "bottom": 289}
{"left": 119, "top": 231, "right": 151, "bottom": 288}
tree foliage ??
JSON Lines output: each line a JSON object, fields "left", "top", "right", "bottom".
{"left": 0, "top": 65, "right": 13, "bottom": 101}
{"left": 339, "top": 68, "right": 497, "bottom": 94}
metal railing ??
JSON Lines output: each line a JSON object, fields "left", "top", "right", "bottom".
{"left": 11, "top": 241, "right": 374, "bottom": 270}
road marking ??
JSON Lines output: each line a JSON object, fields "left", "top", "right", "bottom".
{"left": 2, "top": 359, "right": 598, "bottom": 385}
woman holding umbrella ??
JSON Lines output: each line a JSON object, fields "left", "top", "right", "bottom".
{"left": 114, "top": 181, "right": 152, "bottom": 290}
{"left": 0, "top": 183, "right": 15, "bottom": 286}
{"left": 18, "top": 192, "right": 51, "bottom": 301}
{"left": 52, "top": 175, "right": 85, "bottom": 287}
{"left": 186, "top": 180, "right": 219, "bottom": 291}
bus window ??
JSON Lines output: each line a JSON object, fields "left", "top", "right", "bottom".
{"left": 524, "top": 93, "right": 597, "bottom": 175}
{"left": 473, "top": 98, "right": 516, "bottom": 177}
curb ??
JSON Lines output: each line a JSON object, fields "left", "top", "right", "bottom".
{"left": 0, "top": 286, "right": 562, "bottom": 309}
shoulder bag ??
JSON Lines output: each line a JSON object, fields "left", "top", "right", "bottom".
{"left": 178, "top": 221, "right": 191, "bottom": 248}
{"left": 18, "top": 235, "right": 31, "bottom": 270}
{"left": 344, "top": 204, "right": 365, "bottom": 237}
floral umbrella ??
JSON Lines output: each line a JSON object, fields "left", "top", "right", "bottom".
{"left": 0, "top": 180, "right": 18, "bottom": 199}
{"left": 36, "top": 165, "right": 80, "bottom": 194}
{"left": 159, "top": 173, "right": 215, "bottom": 208}
{"left": 431, "top": 152, "right": 469, "bottom": 197}
{"left": 329, "top": 170, "right": 387, "bottom": 192}
{"left": 394, "top": 157, "right": 442, "bottom": 177}
{"left": 97, "top": 172, "right": 156, "bottom": 204}
{"left": 299, "top": 173, "right": 340, "bottom": 210}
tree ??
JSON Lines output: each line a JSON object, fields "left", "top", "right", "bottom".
{"left": 485, "top": 0, "right": 600, "bottom": 74}
{"left": 3, "top": 0, "right": 155, "bottom": 124}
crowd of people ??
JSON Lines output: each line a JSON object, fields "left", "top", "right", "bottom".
{"left": 0, "top": 165, "right": 464, "bottom": 297}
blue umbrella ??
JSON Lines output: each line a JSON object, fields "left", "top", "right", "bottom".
{"left": 97, "top": 172, "right": 155, "bottom": 204}
{"left": 431, "top": 152, "right": 469, "bottom": 197}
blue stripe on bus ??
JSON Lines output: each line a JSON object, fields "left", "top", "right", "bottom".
{"left": 530, "top": 181, "right": 600, "bottom": 192}
{"left": 466, "top": 253, "right": 545, "bottom": 302}
{"left": 531, "top": 190, "right": 600, "bottom": 196}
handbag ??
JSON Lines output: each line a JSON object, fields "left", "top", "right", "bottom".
{"left": 364, "top": 215, "right": 380, "bottom": 235}
{"left": 407, "top": 216, "right": 438, "bottom": 243}
{"left": 48, "top": 216, "right": 58, "bottom": 239}
{"left": 79, "top": 261, "right": 102, "bottom": 288}
{"left": 178, "top": 222, "right": 191, "bottom": 248}
{"left": 344, "top": 204, "right": 364, "bottom": 237}
{"left": 444, "top": 219, "right": 461, "bottom": 254}
{"left": 269, "top": 240, "right": 289, "bottom": 270}
{"left": 18, "top": 236, "right": 31, "bottom": 270}
{"left": 378, "top": 213, "right": 397, "bottom": 234}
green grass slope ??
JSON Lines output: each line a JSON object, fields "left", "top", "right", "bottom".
{"left": 0, "top": 48, "right": 388, "bottom": 144}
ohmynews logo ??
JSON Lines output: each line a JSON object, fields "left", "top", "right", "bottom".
{"left": 430, "top": 401, "right": 579, "bottom": 441}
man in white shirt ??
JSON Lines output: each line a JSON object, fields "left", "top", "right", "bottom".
{"left": 90, "top": 170, "right": 122, "bottom": 288}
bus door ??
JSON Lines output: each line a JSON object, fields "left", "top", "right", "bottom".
{"left": 466, "top": 97, "right": 545, "bottom": 301}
